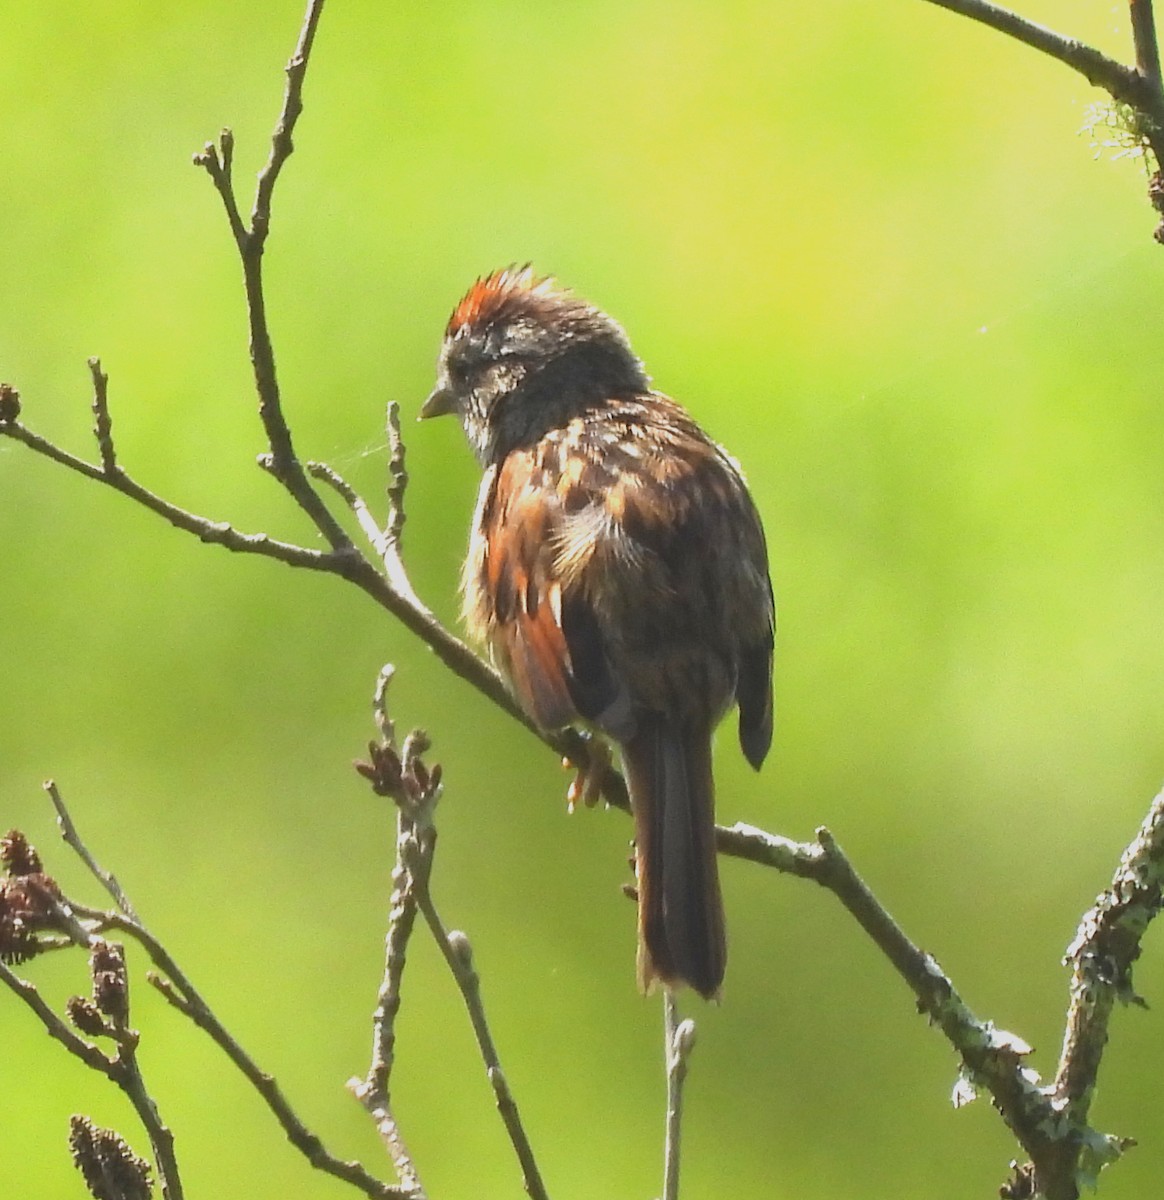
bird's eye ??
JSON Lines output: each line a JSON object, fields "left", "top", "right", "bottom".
{"left": 446, "top": 353, "right": 471, "bottom": 384}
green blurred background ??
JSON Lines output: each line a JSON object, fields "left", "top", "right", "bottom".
{"left": 3, "top": 2, "right": 1163, "bottom": 1196}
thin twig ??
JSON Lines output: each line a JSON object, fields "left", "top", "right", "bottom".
{"left": 46, "top": 779, "right": 137, "bottom": 919}
{"left": 113, "top": 1013, "right": 185, "bottom": 1200}
{"left": 413, "top": 874, "right": 550, "bottom": 1200}
{"left": 308, "top": 453, "right": 428, "bottom": 611}
{"left": 146, "top": 972, "right": 404, "bottom": 1199}
{"left": 88, "top": 358, "right": 118, "bottom": 476}
{"left": 191, "top": 0, "right": 350, "bottom": 551}
{"left": 42, "top": 783, "right": 401, "bottom": 1200}
{"left": 252, "top": 0, "right": 324, "bottom": 242}
{"left": 0, "top": 414, "right": 348, "bottom": 572}
{"left": 192, "top": 129, "right": 247, "bottom": 250}
{"left": 1, "top": 392, "right": 621, "bottom": 809}
{"left": 923, "top": 0, "right": 1164, "bottom": 174}
{"left": 661, "top": 993, "right": 694, "bottom": 1200}
{"left": 0, "top": 958, "right": 114, "bottom": 1074}
{"left": 307, "top": 460, "right": 386, "bottom": 548}
{"left": 385, "top": 402, "right": 408, "bottom": 554}
{"left": 24, "top": 883, "right": 186, "bottom": 1200}
{"left": 347, "top": 807, "right": 428, "bottom": 1197}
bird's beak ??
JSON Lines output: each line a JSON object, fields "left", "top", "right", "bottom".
{"left": 419, "top": 386, "right": 456, "bottom": 420}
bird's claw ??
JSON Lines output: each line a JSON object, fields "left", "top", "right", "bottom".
{"left": 563, "top": 739, "right": 612, "bottom": 812}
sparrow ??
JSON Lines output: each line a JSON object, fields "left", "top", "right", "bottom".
{"left": 420, "top": 267, "right": 774, "bottom": 999}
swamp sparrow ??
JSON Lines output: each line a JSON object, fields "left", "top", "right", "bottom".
{"left": 421, "top": 268, "right": 774, "bottom": 999}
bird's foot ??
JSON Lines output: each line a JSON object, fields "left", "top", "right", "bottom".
{"left": 563, "top": 737, "right": 612, "bottom": 812}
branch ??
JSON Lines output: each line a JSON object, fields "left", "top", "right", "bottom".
{"left": 922, "top": 0, "right": 1164, "bottom": 187}
{"left": 308, "top": 412, "right": 427, "bottom": 611}
{"left": 920, "top": 0, "right": 1152, "bottom": 106}
{"left": 718, "top": 801, "right": 1163, "bottom": 1198}
{"left": 1, "top": 379, "right": 623, "bottom": 827}
{"left": 193, "top": 0, "right": 350, "bottom": 551}
{"left": 252, "top": 0, "right": 324, "bottom": 242}
{"left": 348, "top": 680, "right": 428, "bottom": 1197}
{"left": 88, "top": 358, "right": 117, "bottom": 476}
{"left": 417, "top": 909, "right": 550, "bottom": 1200}
{"left": 1039, "top": 786, "right": 1164, "bottom": 1194}
{"left": 41, "top": 784, "right": 403, "bottom": 1199}
{"left": 145, "top": 970, "right": 404, "bottom": 1198}
{"left": 753, "top": 827, "right": 1060, "bottom": 1162}
{"left": 353, "top": 683, "right": 547, "bottom": 1197}
{"left": 1131, "top": 0, "right": 1163, "bottom": 89}
{"left": 46, "top": 779, "right": 137, "bottom": 919}
{"left": 0, "top": 406, "right": 347, "bottom": 572}
{"left": 0, "top": 957, "right": 115, "bottom": 1075}
{"left": 19, "top": 879, "right": 186, "bottom": 1200}
{"left": 363, "top": 721, "right": 550, "bottom": 1197}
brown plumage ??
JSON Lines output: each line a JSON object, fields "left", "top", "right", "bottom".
{"left": 421, "top": 267, "right": 774, "bottom": 999}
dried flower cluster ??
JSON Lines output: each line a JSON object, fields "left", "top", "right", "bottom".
{"left": 355, "top": 729, "right": 442, "bottom": 820}
{"left": 0, "top": 381, "right": 21, "bottom": 423}
{"left": 69, "top": 1116, "right": 153, "bottom": 1200}
{"left": 0, "top": 830, "right": 63, "bottom": 963}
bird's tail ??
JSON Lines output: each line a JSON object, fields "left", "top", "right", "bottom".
{"left": 622, "top": 713, "right": 725, "bottom": 1000}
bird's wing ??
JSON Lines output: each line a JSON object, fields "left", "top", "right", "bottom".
{"left": 468, "top": 446, "right": 624, "bottom": 733}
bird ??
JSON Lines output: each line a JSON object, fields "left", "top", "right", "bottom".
{"left": 420, "top": 267, "right": 774, "bottom": 999}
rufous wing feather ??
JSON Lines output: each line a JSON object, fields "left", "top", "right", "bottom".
{"left": 476, "top": 452, "right": 579, "bottom": 732}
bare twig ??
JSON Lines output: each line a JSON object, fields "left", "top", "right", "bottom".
{"left": 146, "top": 971, "right": 404, "bottom": 1199}
{"left": 773, "top": 827, "right": 1060, "bottom": 1164}
{"left": 385, "top": 403, "right": 408, "bottom": 553}
{"left": 355, "top": 691, "right": 547, "bottom": 1195}
{"left": 347, "top": 807, "right": 427, "bottom": 1197}
{"left": 40, "top": 783, "right": 402, "bottom": 1200}
{"left": 10, "top": 931, "right": 181, "bottom": 1200}
{"left": 0, "top": 957, "right": 114, "bottom": 1074}
{"left": 20, "top": 880, "right": 186, "bottom": 1200}
{"left": 1, "top": 388, "right": 620, "bottom": 811}
{"left": 418, "top": 907, "right": 551, "bottom": 1200}
{"left": 661, "top": 993, "right": 695, "bottom": 1200}
{"left": 46, "top": 779, "right": 136, "bottom": 919}
{"left": 361, "top": 719, "right": 548, "bottom": 1200}
{"left": 307, "top": 459, "right": 384, "bottom": 544}
{"left": 252, "top": 0, "right": 323, "bottom": 242}
{"left": 0, "top": 411, "right": 347, "bottom": 570}
{"left": 716, "top": 811, "right": 1162, "bottom": 1198}
{"left": 102, "top": 958, "right": 185, "bottom": 1200}
{"left": 308, "top": 402, "right": 425, "bottom": 610}
{"left": 88, "top": 358, "right": 118, "bottom": 476}
{"left": 192, "top": 0, "right": 350, "bottom": 550}
{"left": 192, "top": 128, "right": 246, "bottom": 248}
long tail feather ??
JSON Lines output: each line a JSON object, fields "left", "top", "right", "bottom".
{"left": 623, "top": 714, "right": 725, "bottom": 1000}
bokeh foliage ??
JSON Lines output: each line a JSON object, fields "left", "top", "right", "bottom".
{"left": 2, "top": 2, "right": 1163, "bottom": 1197}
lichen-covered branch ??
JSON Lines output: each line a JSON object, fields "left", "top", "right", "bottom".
{"left": 1033, "top": 786, "right": 1164, "bottom": 1196}
{"left": 922, "top": 0, "right": 1164, "bottom": 235}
